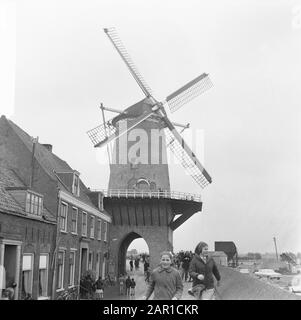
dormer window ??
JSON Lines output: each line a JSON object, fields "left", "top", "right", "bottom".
{"left": 72, "top": 173, "right": 80, "bottom": 197}
{"left": 26, "top": 191, "right": 43, "bottom": 216}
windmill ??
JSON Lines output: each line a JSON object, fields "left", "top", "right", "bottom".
{"left": 87, "top": 27, "right": 213, "bottom": 189}
{"left": 86, "top": 28, "right": 213, "bottom": 274}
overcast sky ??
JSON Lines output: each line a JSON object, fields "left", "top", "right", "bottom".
{"left": 1, "top": 0, "right": 301, "bottom": 254}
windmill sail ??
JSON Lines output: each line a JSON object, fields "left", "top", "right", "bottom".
{"left": 87, "top": 111, "right": 155, "bottom": 148}
{"left": 104, "top": 28, "right": 153, "bottom": 98}
{"left": 162, "top": 116, "right": 212, "bottom": 188}
{"left": 166, "top": 73, "right": 213, "bottom": 113}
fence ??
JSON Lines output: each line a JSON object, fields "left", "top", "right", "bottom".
{"left": 94, "top": 189, "right": 202, "bottom": 203}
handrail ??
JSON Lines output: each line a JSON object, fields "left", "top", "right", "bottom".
{"left": 91, "top": 189, "right": 202, "bottom": 203}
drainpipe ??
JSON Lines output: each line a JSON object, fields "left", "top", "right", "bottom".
{"left": 29, "top": 137, "right": 38, "bottom": 188}
{"left": 51, "top": 191, "right": 61, "bottom": 300}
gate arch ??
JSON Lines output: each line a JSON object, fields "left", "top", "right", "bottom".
{"left": 117, "top": 231, "right": 148, "bottom": 275}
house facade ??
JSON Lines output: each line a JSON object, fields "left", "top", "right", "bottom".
{"left": 0, "top": 166, "right": 56, "bottom": 300}
{"left": 0, "top": 115, "right": 111, "bottom": 299}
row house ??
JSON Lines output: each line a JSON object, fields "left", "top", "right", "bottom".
{"left": 54, "top": 172, "right": 110, "bottom": 298}
{"left": 0, "top": 166, "right": 56, "bottom": 300}
{"left": 0, "top": 115, "right": 112, "bottom": 299}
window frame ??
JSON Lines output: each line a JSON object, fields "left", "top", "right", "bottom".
{"left": 97, "top": 219, "right": 102, "bottom": 241}
{"left": 90, "top": 215, "right": 95, "bottom": 239}
{"left": 25, "top": 191, "right": 43, "bottom": 216}
{"left": 38, "top": 254, "right": 49, "bottom": 299}
{"left": 88, "top": 251, "right": 93, "bottom": 270}
{"left": 71, "top": 207, "right": 78, "bottom": 235}
{"left": 22, "top": 253, "right": 34, "bottom": 296}
{"left": 103, "top": 221, "right": 108, "bottom": 242}
{"left": 56, "top": 250, "right": 65, "bottom": 291}
{"left": 59, "top": 202, "right": 68, "bottom": 233}
{"left": 82, "top": 211, "right": 87, "bottom": 237}
{"left": 68, "top": 250, "right": 76, "bottom": 288}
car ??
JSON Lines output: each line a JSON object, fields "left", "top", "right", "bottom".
{"left": 254, "top": 269, "right": 282, "bottom": 280}
{"left": 239, "top": 268, "right": 250, "bottom": 274}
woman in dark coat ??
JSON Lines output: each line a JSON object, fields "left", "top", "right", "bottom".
{"left": 142, "top": 251, "right": 183, "bottom": 300}
{"left": 189, "top": 241, "right": 221, "bottom": 300}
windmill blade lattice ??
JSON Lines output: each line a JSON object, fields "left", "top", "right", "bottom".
{"left": 164, "top": 127, "right": 211, "bottom": 189}
{"left": 104, "top": 28, "right": 153, "bottom": 98}
{"left": 87, "top": 111, "right": 155, "bottom": 148}
{"left": 87, "top": 118, "right": 116, "bottom": 147}
{"left": 166, "top": 73, "right": 213, "bottom": 113}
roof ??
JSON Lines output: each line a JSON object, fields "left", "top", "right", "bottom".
{"left": 208, "top": 251, "right": 228, "bottom": 257}
{"left": 3, "top": 116, "right": 109, "bottom": 218}
{"left": 0, "top": 166, "right": 55, "bottom": 222}
{"left": 0, "top": 167, "right": 26, "bottom": 216}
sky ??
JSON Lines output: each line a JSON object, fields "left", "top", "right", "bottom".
{"left": 1, "top": 0, "right": 301, "bottom": 254}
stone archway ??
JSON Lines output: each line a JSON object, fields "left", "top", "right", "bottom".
{"left": 117, "top": 231, "right": 146, "bottom": 276}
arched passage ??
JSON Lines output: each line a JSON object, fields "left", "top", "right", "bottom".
{"left": 117, "top": 232, "right": 149, "bottom": 276}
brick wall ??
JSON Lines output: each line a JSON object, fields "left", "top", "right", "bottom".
{"left": 0, "top": 211, "right": 56, "bottom": 299}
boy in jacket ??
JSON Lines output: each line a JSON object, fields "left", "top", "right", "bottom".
{"left": 189, "top": 242, "right": 221, "bottom": 300}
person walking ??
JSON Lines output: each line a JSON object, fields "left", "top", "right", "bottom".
{"left": 129, "top": 259, "right": 134, "bottom": 272}
{"left": 94, "top": 277, "right": 104, "bottom": 300}
{"left": 118, "top": 274, "right": 125, "bottom": 295}
{"left": 144, "top": 259, "right": 149, "bottom": 276}
{"left": 142, "top": 251, "right": 183, "bottom": 300}
{"left": 181, "top": 252, "right": 191, "bottom": 282}
{"left": 125, "top": 275, "right": 131, "bottom": 297}
{"left": 145, "top": 267, "right": 150, "bottom": 283}
{"left": 188, "top": 241, "right": 221, "bottom": 300}
{"left": 130, "top": 278, "right": 136, "bottom": 298}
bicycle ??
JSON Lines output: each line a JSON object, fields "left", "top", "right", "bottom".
{"left": 56, "top": 286, "right": 79, "bottom": 300}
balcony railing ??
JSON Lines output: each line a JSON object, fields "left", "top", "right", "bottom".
{"left": 95, "top": 189, "right": 202, "bottom": 203}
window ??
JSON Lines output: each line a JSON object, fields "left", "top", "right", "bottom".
{"left": 72, "top": 173, "right": 80, "bottom": 196}
{"left": 97, "top": 220, "right": 102, "bottom": 240}
{"left": 22, "top": 254, "right": 33, "bottom": 297}
{"left": 59, "top": 202, "right": 68, "bottom": 232}
{"left": 39, "top": 254, "right": 48, "bottom": 298}
{"left": 69, "top": 251, "right": 76, "bottom": 287}
{"left": 103, "top": 222, "right": 108, "bottom": 242}
{"left": 96, "top": 253, "right": 100, "bottom": 279}
{"left": 82, "top": 212, "right": 87, "bottom": 236}
{"left": 56, "top": 251, "right": 65, "bottom": 290}
{"left": 88, "top": 252, "right": 93, "bottom": 270}
{"left": 71, "top": 207, "right": 78, "bottom": 234}
{"left": 25, "top": 192, "right": 43, "bottom": 216}
{"left": 90, "top": 216, "right": 95, "bottom": 239}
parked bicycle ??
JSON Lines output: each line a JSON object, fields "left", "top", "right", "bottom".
{"left": 56, "top": 286, "right": 79, "bottom": 300}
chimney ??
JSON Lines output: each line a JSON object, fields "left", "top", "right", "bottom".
{"left": 42, "top": 144, "right": 53, "bottom": 152}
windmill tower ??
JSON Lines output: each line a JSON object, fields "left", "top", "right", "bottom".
{"left": 87, "top": 28, "right": 213, "bottom": 274}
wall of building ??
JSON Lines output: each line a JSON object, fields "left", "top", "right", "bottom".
{"left": 53, "top": 198, "right": 109, "bottom": 298}
{"left": 0, "top": 211, "right": 56, "bottom": 299}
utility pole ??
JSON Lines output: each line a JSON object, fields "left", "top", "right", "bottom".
{"left": 273, "top": 237, "right": 279, "bottom": 261}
